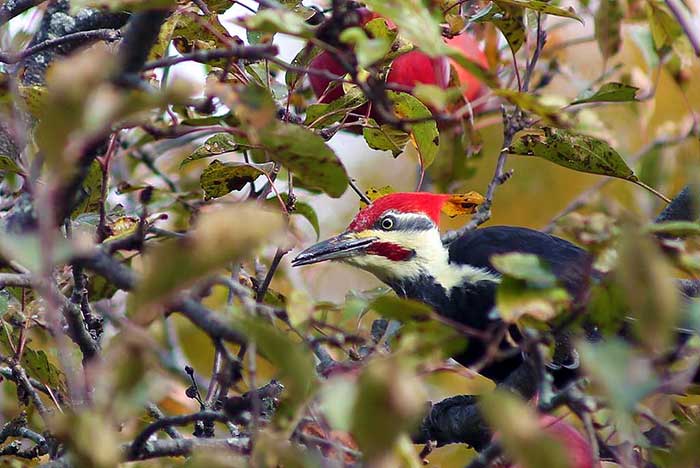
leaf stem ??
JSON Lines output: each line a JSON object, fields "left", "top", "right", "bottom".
{"left": 633, "top": 179, "right": 672, "bottom": 204}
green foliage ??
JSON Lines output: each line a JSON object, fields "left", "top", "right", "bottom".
{"left": 304, "top": 88, "right": 368, "bottom": 128}
{"left": 388, "top": 91, "right": 440, "bottom": 168}
{"left": 571, "top": 82, "right": 639, "bottom": 104}
{"left": 594, "top": 0, "right": 623, "bottom": 59}
{"left": 132, "top": 204, "right": 285, "bottom": 316}
{"left": 509, "top": 127, "right": 639, "bottom": 181}
{"left": 0, "top": 0, "right": 698, "bottom": 466}
{"left": 258, "top": 123, "right": 349, "bottom": 197}
{"left": 200, "top": 160, "right": 274, "bottom": 200}
{"left": 363, "top": 119, "right": 410, "bottom": 156}
{"left": 181, "top": 133, "right": 239, "bottom": 167}
{"left": 492, "top": 253, "right": 570, "bottom": 323}
{"left": 471, "top": 3, "right": 525, "bottom": 54}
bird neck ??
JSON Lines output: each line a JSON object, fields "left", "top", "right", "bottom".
{"left": 349, "top": 228, "right": 500, "bottom": 295}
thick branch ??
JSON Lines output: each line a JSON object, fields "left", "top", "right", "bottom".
{"left": 128, "top": 410, "right": 234, "bottom": 459}
{"left": 59, "top": 293, "right": 99, "bottom": 362}
{"left": 0, "top": 0, "right": 44, "bottom": 26}
{"left": 127, "top": 436, "right": 249, "bottom": 461}
{"left": 0, "top": 29, "right": 121, "bottom": 64}
{"left": 115, "top": 8, "right": 171, "bottom": 82}
{"left": 0, "top": 273, "right": 33, "bottom": 288}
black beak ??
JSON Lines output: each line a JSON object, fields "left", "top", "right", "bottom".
{"left": 291, "top": 233, "right": 376, "bottom": 266}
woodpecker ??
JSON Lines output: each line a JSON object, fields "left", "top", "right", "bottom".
{"left": 292, "top": 192, "right": 594, "bottom": 381}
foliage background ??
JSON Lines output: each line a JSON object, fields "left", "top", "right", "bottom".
{"left": 0, "top": 0, "right": 698, "bottom": 467}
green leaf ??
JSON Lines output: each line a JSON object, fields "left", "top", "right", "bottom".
{"left": 207, "top": 83, "right": 277, "bottom": 130}
{"left": 470, "top": 2, "right": 525, "bottom": 54}
{"left": 171, "top": 12, "right": 234, "bottom": 67}
{"left": 496, "top": 277, "right": 570, "bottom": 323}
{"left": 0, "top": 233, "right": 74, "bottom": 273}
{"left": 508, "top": 127, "right": 637, "bottom": 181}
{"left": 445, "top": 48, "right": 499, "bottom": 89}
{"left": 362, "top": 0, "right": 446, "bottom": 57}
{"left": 266, "top": 193, "right": 320, "bottom": 239}
{"left": 200, "top": 160, "right": 275, "bottom": 200}
{"left": 304, "top": 87, "right": 368, "bottom": 128}
{"left": 371, "top": 295, "right": 434, "bottom": 321}
{"left": 480, "top": 391, "right": 571, "bottom": 468}
{"left": 285, "top": 45, "right": 322, "bottom": 89}
{"left": 493, "top": 89, "right": 571, "bottom": 127}
{"left": 363, "top": 119, "right": 410, "bottom": 156}
{"left": 492, "top": 253, "right": 570, "bottom": 323}
{"left": 350, "top": 358, "right": 425, "bottom": 462}
{"left": 412, "top": 84, "right": 462, "bottom": 111}
{"left": 394, "top": 319, "right": 468, "bottom": 359}
{"left": 234, "top": 316, "right": 316, "bottom": 430}
{"left": 339, "top": 27, "right": 393, "bottom": 68}
{"left": 594, "top": 0, "right": 623, "bottom": 59}
{"left": 571, "top": 82, "right": 639, "bottom": 105}
{"left": 388, "top": 91, "right": 439, "bottom": 168}
{"left": 239, "top": 9, "right": 314, "bottom": 38}
{"left": 0, "top": 322, "right": 67, "bottom": 391}
{"left": 615, "top": 228, "right": 678, "bottom": 352}
{"left": 258, "top": 123, "right": 349, "bottom": 197}
{"left": 579, "top": 339, "right": 657, "bottom": 443}
{"left": 132, "top": 204, "right": 285, "bottom": 318}
{"left": 0, "top": 155, "right": 24, "bottom": 175}
{"left": 181, "top": 133, "right": 239, "bottom": 167}
{"left": 206, "top": 0, "right": 234, "bottom": 13}
{"left": 364, "top": 17, "right": 398, "bottom": 44}
{"left": 71, "top": 161, "right": 104, "bottom": 218}
{"left": 645, "top": 1, "right": 683, "bottom": 50}
{"left": 491, "top": 253, "right": 557, "bottom": 287}
{"left": 495, "top": 0, "right": 582, "bottom": 22}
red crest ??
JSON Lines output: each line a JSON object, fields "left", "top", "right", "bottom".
{"left": 347, "top": 192, "right": 451, "bottom": 231}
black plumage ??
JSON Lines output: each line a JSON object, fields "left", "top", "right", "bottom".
{"left": 388, "top": 226, "right": 595, "bottom": 382}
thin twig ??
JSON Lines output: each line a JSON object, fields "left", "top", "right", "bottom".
{"left": 664, "top": 0, "right": 700, "bottom": 57}
{"left": 348, "top": 178, "right": 371, "bottom": 204}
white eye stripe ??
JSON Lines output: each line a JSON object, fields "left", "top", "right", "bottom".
{"left": 379, "top": 211, "right": 434, "bottom": 231}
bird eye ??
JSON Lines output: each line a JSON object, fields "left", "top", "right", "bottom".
{"left": 380, "top": 216, "right": 395, "bottom": 230}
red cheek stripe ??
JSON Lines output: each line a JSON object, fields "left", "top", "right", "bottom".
{"left": 367, "top": 242, "right": 414, "bottom": 261}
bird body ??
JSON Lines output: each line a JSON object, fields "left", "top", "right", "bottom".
{"left": 292, "top": 192, "right": 592, "bottom": 380}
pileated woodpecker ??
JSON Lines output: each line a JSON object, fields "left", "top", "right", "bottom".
{"left": 292, "top": 192, "right": 597, "bottom": 381}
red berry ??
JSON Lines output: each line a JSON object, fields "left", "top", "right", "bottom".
{"left": 386, "top": 50, "right": 450, "bottom": 90}
{"left": 308, "top": 51, "right": 347, "bottom": 103}
{"left": 446, "top": 33, "right": 489, "bottom": 103}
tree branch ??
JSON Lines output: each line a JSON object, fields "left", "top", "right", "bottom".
{"left": 128, "top": 410, "right": 235, "bottom": 459}
{"left": 115, "top": 8, "right": 171, "bottom": 82}
{"left": 0, "top": 29, "right": 121, "bottom": 64}
{"left": 664, "top": 0, "right": 700, "bottom": 57}
{"left": 0, "top": 0, "right": 45, "bottom": 26}
{"left": 142, "top": 44, "right": 279, "bottom": 71}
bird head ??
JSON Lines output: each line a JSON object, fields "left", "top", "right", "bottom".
{"left": 292, "top": 192, "right": 485, "bottom": 282}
